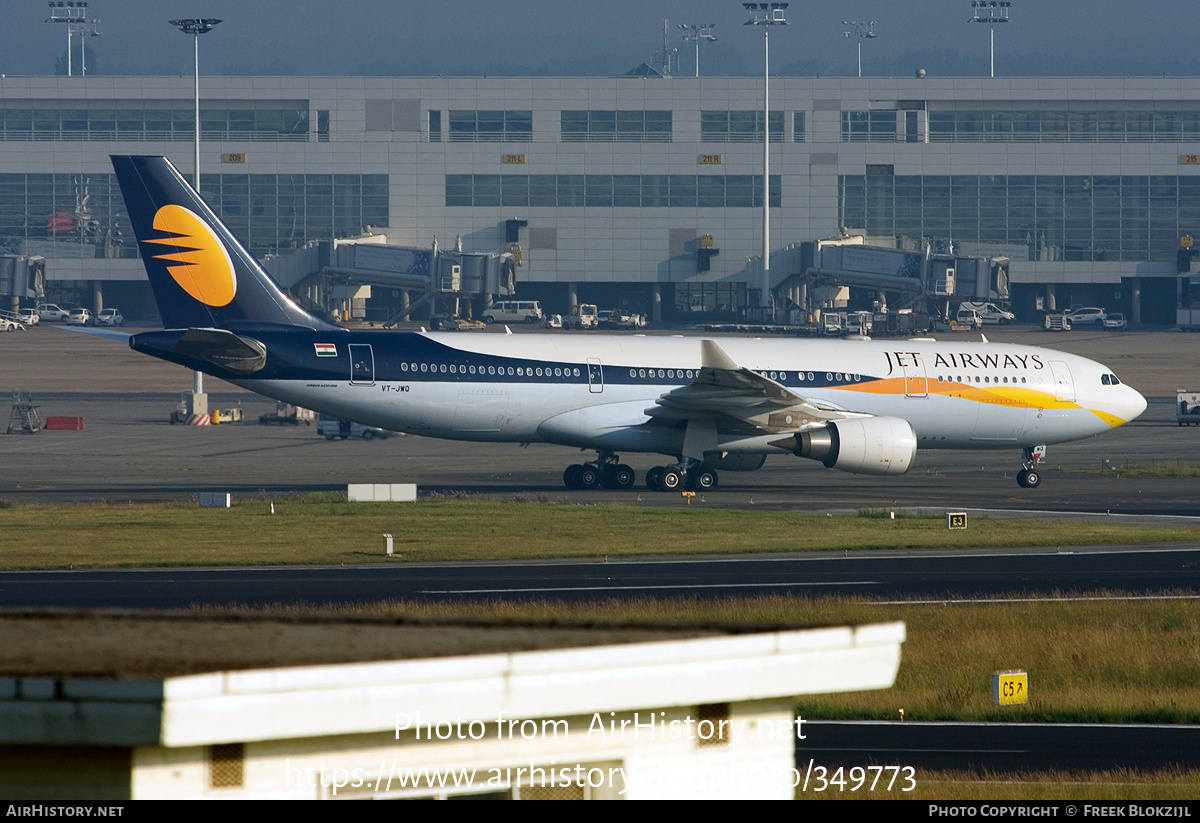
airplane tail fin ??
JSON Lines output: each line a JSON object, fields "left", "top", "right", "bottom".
{"left": 111, "top": 155, "right": 336, "bottom": 330}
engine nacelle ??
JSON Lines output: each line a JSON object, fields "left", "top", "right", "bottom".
{"left": 793, "top": 417, "right": 917, "bottom": 476}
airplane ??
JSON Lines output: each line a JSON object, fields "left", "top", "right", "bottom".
{"left": 112, "top": 154, "right": 1147, "bottom": 492}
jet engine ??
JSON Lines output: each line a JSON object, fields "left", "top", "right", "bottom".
{"left": 791, "top": 417, "right": 917, "bottom": 476}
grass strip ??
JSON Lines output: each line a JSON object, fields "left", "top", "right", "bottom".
{"left": 0, "top": 497, "right": 1197, "bottom": 570}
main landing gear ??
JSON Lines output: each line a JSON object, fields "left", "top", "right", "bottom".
{"left": 1016, "top": 445, "right": 1047, "bottom": 488}
{"left": 563, "top": 451, "right": 635, "bottom": 490}
{"left": 645, "top": 460, "right": 718, "bottom": 493}
{"left": 561, "top": 454, "right": 721, "bottom": 492}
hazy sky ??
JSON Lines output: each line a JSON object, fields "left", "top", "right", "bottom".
{"left": 6, "top": 1, "right": 1200, "bottom": 79}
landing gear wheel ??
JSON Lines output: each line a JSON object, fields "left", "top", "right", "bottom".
{"left": 687, "top": 468, "right": 719, "bottom": 491}
{"left": 646, "top": 466, "right": 665, "bottom": 492}
{"left": 658, "top": 467, "right": 684, "bottom": 492}
{"left": 564, "top": 464, "right": 583, "bottom": 489}
{"left": 1017, "top": 468, "right": 1041, "bottom": 488}
{"left": 576, "top": 464, "right": 601, "bottom": 489}
{"left": 604, "top": 464, "right": 635, "bottom": 490}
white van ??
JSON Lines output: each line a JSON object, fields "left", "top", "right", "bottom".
{"left": 958, "top": 301, "right": 1015, "bottom": 325}
{"left": 955, "top": 308, "right": 983, "bottom": 330}
{"left": 481, "top": 300, "right": 543, "bottom": 324}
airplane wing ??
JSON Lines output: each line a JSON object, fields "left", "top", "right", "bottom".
{"left": 646, "top": 339, "right": 862, "bottom": 435}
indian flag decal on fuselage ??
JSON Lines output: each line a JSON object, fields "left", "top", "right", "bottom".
{"left": 314, "top": 343, "right": 337, "bottom": 357}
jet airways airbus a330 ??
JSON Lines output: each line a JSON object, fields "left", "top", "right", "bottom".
{"left": 112, "top": 155, "right": 1147, "bottom": 492}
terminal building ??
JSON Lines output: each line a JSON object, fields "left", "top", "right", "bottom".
{"left": 2, "top": 73, "right": 1199, "bottom": 323}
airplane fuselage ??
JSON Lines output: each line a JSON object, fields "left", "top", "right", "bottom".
{"left": 132, "top": 329, "right": 1145, "bottom": 459}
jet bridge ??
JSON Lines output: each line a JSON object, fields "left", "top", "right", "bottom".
{"left": 777, "top": 235, "right": 1008, "bottom": 315}
{"left": 0, "top": 254, "right": 45, "bottom": 313}
{"left": 265, "top": 240, "right": 516, "bottom": 324}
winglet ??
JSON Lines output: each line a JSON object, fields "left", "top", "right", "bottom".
{"left": 700, "top": 339, "right": 741, "bottom": 371}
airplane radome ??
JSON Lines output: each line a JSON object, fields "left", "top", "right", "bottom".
{"left": 113, "top": 155, "right": 1148, "bottom": 492}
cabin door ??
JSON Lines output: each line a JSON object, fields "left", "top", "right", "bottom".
{"left": 587, "top": 358, "right": 603, "bottom": 393}
{"left": 349, "top": 344, "right": 375, "bottom": 385}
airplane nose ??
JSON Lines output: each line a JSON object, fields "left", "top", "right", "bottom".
{"left": 1125, "top": 387, "right": 1148, "bottom": 423}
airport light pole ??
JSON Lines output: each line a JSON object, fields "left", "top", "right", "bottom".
{"left": 842, "top": 20, "right": 877, "bottom": 78}
{"left": 744, "top": 3, "right": 787, "bottom": 315}
{"left": 968, "top": 0, "right": 1011, "bottom": 78}
{"left": 170, "top": 18, "right": 221, "bottom": 189}
{"left": 170, "top": 18, "right": 221, "bottom": 409}
{"left": 678, "top": 23, "right": 717, "bottom": 78}
{"left": 47, "top": 1, "right": 100, "bottom": 77}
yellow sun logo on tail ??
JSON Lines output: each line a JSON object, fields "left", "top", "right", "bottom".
{"left": 143, "top": 204, "right": 237, "bottom": 307}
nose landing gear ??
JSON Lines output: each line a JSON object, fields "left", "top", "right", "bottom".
{"left": 1016, "top": 445, "right": 1047, "bottom": 488}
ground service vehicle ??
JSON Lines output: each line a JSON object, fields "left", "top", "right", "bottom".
{"left": 955, "top": 308, "right": 983, "bottom": 330}
{"left": 317, "top": 414, "right": 391, "bottom": 440}
{"left": 958, "top": 301, "right": 1015, "bottom": 325}
{"left": 1178, "top": 391, "right": 1200, "bottom": 426}
{"left": 482, "top": 301, "right": 543, "bottom": 324}
{"left": 1044, "top": 313, "right": 1072, "bottom": 331}
{"left": 114, "top": 155, "right": 1147, "bottom": 492}
{"left": 564, "top": 304, "right": 598, "bottom": 330}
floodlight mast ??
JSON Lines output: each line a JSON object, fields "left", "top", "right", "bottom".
{"left": 169, "top": 18, "right": 221, "bottom": 189}
{"left": 678, "top": 23, "right": 717, "bottom": 78}
{"left": 169, "top": 18, "right": 222, "bottom": 401}
{"left": 744, "top": 3, "right": 787, "bottom": 314}
{"left": 842, "top": 20, "right": 877, "bottom": 78}
{"left": 46, "top": 1, "right": 100, "bottom": 77}
{"left": 968, "top": 1, "right": 1012, "bottom": 78}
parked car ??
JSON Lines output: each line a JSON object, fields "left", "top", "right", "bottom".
{"left": 1102, "top": 312, "right": 1128, "bottom": 331}
{"left": 1066, "top": 306, "right": 1107, "bottom": 327}
{"left": 95, "top": 308, "right": 124, "bottom": 326}
{"left": 65, "top": 308, "right": 92, "bottom": 325}
{"left": 36, "top": 303, "right": 70, "bottom": 322}
{"left": 0, "top": 310, "right": 34, "bottom": 328}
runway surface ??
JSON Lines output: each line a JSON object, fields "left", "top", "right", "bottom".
{"left": 0, "top": 545, "right": 1196, "bottom": 609}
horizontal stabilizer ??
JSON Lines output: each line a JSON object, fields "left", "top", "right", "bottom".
{"left": 172, "top": 327, "right": 267, "bottom": 374}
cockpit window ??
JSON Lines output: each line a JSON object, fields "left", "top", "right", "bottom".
{"left": 1101, "top": 374, "right": 1121, "bottom": 386}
